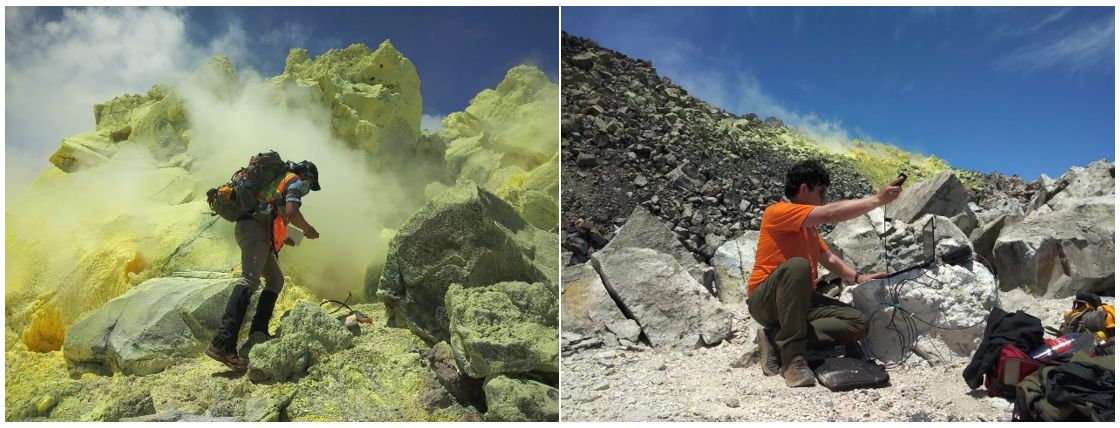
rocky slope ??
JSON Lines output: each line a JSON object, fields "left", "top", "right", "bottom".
{"left": 560, "top": 33, "right": 1008, "bottom": 267}
{"left": 6, "top": 41, "right": 558, "bottom": 421}
{"left": 560, "top": 33, "right": 1114, "bottom": 422}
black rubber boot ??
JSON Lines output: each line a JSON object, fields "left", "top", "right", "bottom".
{"left": 249, "top": 289, "right": 279, "bottom": 336}
{"left": 211, "top": 283, "right": 253, "bottom": 353}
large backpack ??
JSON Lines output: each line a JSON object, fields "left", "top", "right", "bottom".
{"left": 1013, "top": 351, "right": 1115, "bottom": 422}
{"left": 206, "top": 151, "right": 290, "bottom": 221}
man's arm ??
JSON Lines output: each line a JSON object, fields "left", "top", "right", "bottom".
{"left": 285, "top": 202, "right": 319, "bottom": 239}
{"left": 819, "top": 251, "right": 886, "bottom": 284}
{"left": 803, "top": 176, "right": 905, "bottom": 228}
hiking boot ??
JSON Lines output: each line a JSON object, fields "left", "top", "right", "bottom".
{"left": 781, "top": 355, "right": 816, "bottom": 388}
{"left": 756, "top": 327, "right": 781, "bottom": 376}
{"left": 206, "top": 344, "right": 248, "bottom": 371}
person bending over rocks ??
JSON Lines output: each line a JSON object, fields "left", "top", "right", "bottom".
{"left": 747, "top": 160, "right": 903, "bottom": 387}
{"left": 206, "top": 160, "right": 322, "bottom": 370}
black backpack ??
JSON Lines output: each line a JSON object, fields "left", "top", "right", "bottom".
{"left": 206, "top": 151, "right": 290, "bottom": 221}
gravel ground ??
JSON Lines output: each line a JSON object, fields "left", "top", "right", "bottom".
{"left": 560, "top": 292, "right": 1106, "bottom": 422}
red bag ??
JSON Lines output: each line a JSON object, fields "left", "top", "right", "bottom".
{"left": 985, "top": 344, "right": 1043, "bottom": 398}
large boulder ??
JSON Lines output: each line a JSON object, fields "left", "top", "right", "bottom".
{"left": 603, "top": 206, "right": 713, "bottom": 290}
{"left": 969, "top": 214, "right": 1021, "bottom": 274}
{"left": 590, "top": 247, "right": 732, "bottom": 350}
{"left": 63, "top": 274, "right": 235, "bottom": 376}
{"left": 482, "top": 376, "right": 559, "bottom": 422}
{"left": 993, "top": 199, "right": 1114, "bottom": 298}
{"left": 710, "top": 231, "right": 759, "bottom": 305}
{"left": 884, "top": 172, "right": 969, "bottom": 224}
{"left": 1034, "top": 160, "right": 1114, "bottom": 214}
{"left": 377, "top": 183, "right": 557, "bottom": 343}
{"left": 560, "top": 264, "right": 638, "bottom": 346}
{"left": 247, "top": 302, "right": 354, "bottom": 383}
{"left": 824, "top": 210, "right": 888, "bottom": 274}
{"left": 847, "top": 260, "right": 999, "bottom": 363}
{"left": 273, "top": 42, "right": 422, "bottom": 159}
{"left": 445, "top": 282, "right": 558, "bottom": 378}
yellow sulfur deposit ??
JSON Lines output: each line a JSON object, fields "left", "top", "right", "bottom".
{"left": 21, "top": 301, "right": 65, "bottom": 353}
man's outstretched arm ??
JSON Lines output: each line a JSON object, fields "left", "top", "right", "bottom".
{"left": 803, "top": 176, "right": 905, "bottom": 228}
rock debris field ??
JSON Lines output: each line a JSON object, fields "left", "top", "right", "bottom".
{"left": 559, "top": 32, "right": 1115, "bottom": 422}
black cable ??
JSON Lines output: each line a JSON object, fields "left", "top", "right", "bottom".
{"left": 320, "top": 291, "right": 354, "bottom": 315}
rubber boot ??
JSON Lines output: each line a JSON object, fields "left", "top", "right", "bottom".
{"left": 249, "top": 289, "right": 279, "bottom": 337}
{"left": 211, "top": 283, "right": 253, "bottom": 353}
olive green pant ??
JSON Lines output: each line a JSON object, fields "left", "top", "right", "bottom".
{"left": 747, "top": 257, "right": 866, "bottom": 366}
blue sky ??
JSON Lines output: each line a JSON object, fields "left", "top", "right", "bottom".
{"left": 6, "top": 6, "right": 557, "bottom": 190}
{"left": 563, "top": 7, "right": 1114, "bottom": 179}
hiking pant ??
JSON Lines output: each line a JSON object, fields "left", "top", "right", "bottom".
{"left": 747, "top": 257, "right": 866, "bottom": 367}
{"left": 211, "top": 218, "right": 284, "bottom": 352}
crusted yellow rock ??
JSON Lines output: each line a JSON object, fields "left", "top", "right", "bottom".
{"left": 275, "top": 41, "right": 422, "bottom": 158}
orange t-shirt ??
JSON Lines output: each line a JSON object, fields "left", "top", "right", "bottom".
{"left": 747, "top": 201, "right": 830, "bottom": 296}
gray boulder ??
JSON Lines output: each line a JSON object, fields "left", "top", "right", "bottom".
{"left": 969, "top": 214, "right": 1022, "bottom": 274}
{"left": 591, "top": 247, "right": 732, "bottom": 350}
{"left": 63, "top": 275, "right": 235, "bottom": 376}
{"left": 482, "top": 375, "right": 559, "bottom": 422}
{"left": 377, "top": 182, "right": 557, "bottom": 343}
{"left": 993, "top": 199, "right": 1114, "bottom": 298}
{"left": 1038, "top": 160, "right": 1114, "bottom": 213}
{"left": 710, "top": 231, "right": 759, "bottom": 305}
{"left": 603, "top": 206, "right": 713, "bottom": 290}
{"left": 884, "top": 172, "right": 969, "bottom": 224}
{"left": 848, "top": 260, "right": 998, "bottom": 363}
{"left": 247, "top": 302, "right": 354, "bottom": 383}
{"left": 446, "top": 282, "right": 558, "bottom": 378}
{"left": 560, "top": 264, "right": 637, "bottom": 345}
{"left": 824, "top": 212, "right": 887, "bottom": 274}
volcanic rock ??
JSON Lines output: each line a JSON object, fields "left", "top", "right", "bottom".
{"left": 710, "top": 232, "right": 759, "bottom": 305}
{"left": 247, "top": 302, "right": 354, "bottom": 383}
{"left": 482, "top": 375, "right": 559, "bottom": 422}
{"left": 63, "top": 275, "right": 235, "bottom": 376}
{"left": 591, "top": 247, "right": 732, "bottom": 350}
{"left": 603, "top": 206, "right": 714, "bottom": 290}
{"left": 561, "top": 264, "right": 636, "bottom": 346}
{"left": 993, "top": 199, "right": 1114, "bottom": 298}
{"left": 445, "top": 281, "right": 558, "bottom": 378}
{"left": 377, "top": 182, "right": 556, "bottom": 343}
{"left": 884, "top": 172, "right": 970, "bottom": 224}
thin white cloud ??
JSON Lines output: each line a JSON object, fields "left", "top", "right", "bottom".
{"left": 993, "top": 7, "right": 1071, "bottom": 39}
{"left": 421, "top": 113, "right": 445, "bottom": 132}
{"left": 995, "top": 15, "right": 1114, "bottom": 73}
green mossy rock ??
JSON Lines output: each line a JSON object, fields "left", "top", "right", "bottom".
{"left": 377, "top": 182, "right": 556, "bottom": 344}
{"left": 481, "top": 375, "right": 559, "bottom": 422}
{"left": 247, "top": 302, "right": 353, "bottom": 383}
{"left": 446, "top": 282, "right": 558, "bottom": 378}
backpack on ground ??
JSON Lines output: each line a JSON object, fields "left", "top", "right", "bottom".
{"left": 206, "top": 151, "right": 290, "bottom": 222}
{"left": 1013, "top": 351, "right": 1115, "bottom": 422}
{"left": 985, "top": 344, "right": 1044, "bottom": 399}
{"left": 1058, "top": 293, "right": 1115, "bottom": 339}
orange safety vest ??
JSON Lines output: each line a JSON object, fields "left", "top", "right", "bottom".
{"left": 261, "top": 173, "right": 300, "bottom": 253}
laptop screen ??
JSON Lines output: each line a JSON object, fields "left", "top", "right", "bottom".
{"left": 922, "top": 218, "right": 935, "bottom": 264}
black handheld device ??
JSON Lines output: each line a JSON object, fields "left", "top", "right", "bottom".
{"left": 895, "top": 172, "right": 907, "bottom": 186}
